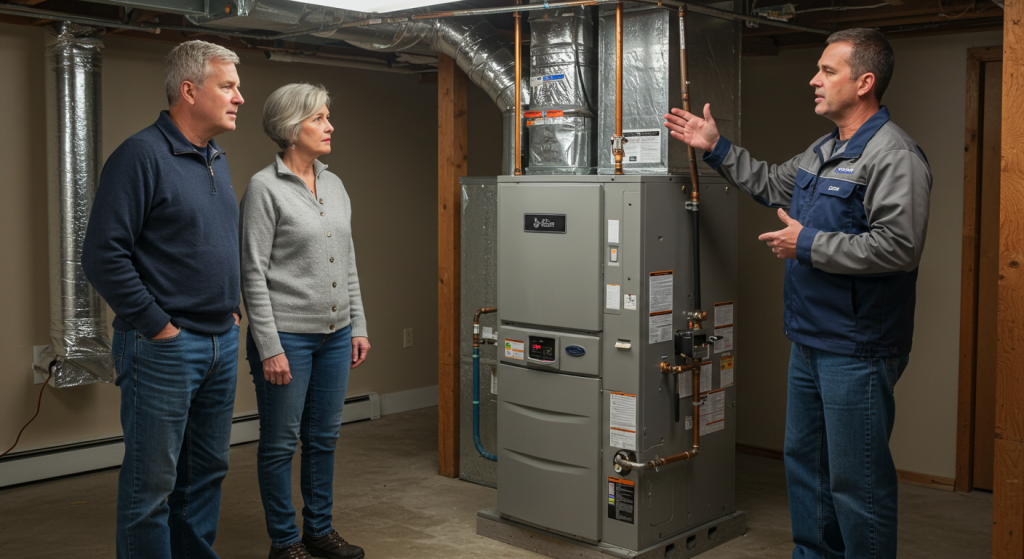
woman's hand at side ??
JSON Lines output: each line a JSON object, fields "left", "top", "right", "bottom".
{"left": 352, "top": 337, "right": 371, "bottom": 369}
{"left": 263, "top": 353, "right": 292, "bottom": 385}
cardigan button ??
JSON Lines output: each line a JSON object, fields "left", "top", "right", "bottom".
{"left": 332, "top": 306, "right": 337, "bottom": 312}
{"left": 330, "top": 257, "right": 334, "bottom": 263}
{"left": 320, "top": 212, "right": 324, "bottom": 216}
{"left": 332, "top": 282, "right": 337, "bottom": 288}
{"left": 319, "top": 198, "right": 324, "bottom": 204}
{"left": 329, "top": 324, "right": 335, "bottom": 330}
{"left": 327, "top": 232, "right": 332, "bottom": 237}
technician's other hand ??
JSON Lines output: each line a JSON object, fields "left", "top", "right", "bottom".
{"left": 152, "top": 322, "right": 180, "bottom": 340}
{"left": 758, "top": 209, "right": 803, "bottom": 260}
{"left": 233, "top": 312, "right": 241, "bottom": 327}
{"left": 663, "top": 103, "right": 720, "bottom": 153}
{"left": 263, "top": 353, "right": 292, "bottom": 385}
{"left": 352, "top": 337, "right": 371, "bottom": 369}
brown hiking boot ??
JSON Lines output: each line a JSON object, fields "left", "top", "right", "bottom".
{"left": 268, "top": 541, "right": 314, "bottom": 559}
{"left": 302, "top": 530, "right": 365, "bottom": 559}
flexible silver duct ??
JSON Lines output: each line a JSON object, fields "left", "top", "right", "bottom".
{"left": 39, "top": 22, "right": 114, "bottom": 388}
{"left": 525, "top": 4, "right": 596, "bottom": 174}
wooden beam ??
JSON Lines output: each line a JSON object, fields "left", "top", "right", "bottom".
{"left": 437, "top": 52, "right": 467, "bottom": 479}
{"left": 993, "top": 6, "right": 1024, "bottom": 557}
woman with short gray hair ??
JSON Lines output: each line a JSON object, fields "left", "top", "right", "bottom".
{"left": 240, "top": 83, "right": 369, "bottom": 559}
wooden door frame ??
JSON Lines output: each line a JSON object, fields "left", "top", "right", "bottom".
{"left": 955, "top": 45, "right": 1003, "bottom": 494}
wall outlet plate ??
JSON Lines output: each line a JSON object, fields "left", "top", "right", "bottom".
{"left": 403, "top": 328, "right": 414, "bottom": 348}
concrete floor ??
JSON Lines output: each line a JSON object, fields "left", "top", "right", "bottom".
{"left": 0, "top": 406, "right": 992, "bottom": 558}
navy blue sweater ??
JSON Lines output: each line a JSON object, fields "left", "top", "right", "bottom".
{"left": 82, "top": 112, "right": 240, "bottom": 338}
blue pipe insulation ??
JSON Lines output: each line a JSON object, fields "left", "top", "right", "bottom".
{"left": 473, "top": 346, "right": 497, "bottom": 461}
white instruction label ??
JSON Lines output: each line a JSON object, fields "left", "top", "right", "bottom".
{"left": 699, "top": 389, "right": 726, "bottom": 436}
{"left": 606, "top": 284, "right": 621, "bottom": 310}
{"left": 714, "top": 325, "right": 734, "bottom": 353}
{"left": 720, "top": 354, "right": 734, "bottom": 387}
{"left": 700, "top": 361, "right": 713, "bottom": 393}
{"left": 490, "top": 366, "right": 498, "bottom": 395}
{"left": 608, "top": 219, "right": 620, "bottom": 243}
{"left": 649, "top": 271, "right": 673, "bottom": 313}
{"left": 714, "top": 301, "right": 734, "bottom": 327}
{"left": 685, "top": 414, "right": 693, "bottom": 430}
{"left": 648, "top": 312, "right": 673, "bottom": 344}
{"left": 482, "top": 326, "right": 493, "bottom": 340}
{"left": 623, "top": 129, "right": 662, "bottom": 164}
{"left": 504, "top": 339, "right": 524, "bottom": 360}
{"left": 678, "top": 369, "right": 693, "bottom": 398}
{"left": 624, "top": 294, "right": 637, "bottom": 311}
{"left": 610, "top": 392, "right": 638, "bottom": 451}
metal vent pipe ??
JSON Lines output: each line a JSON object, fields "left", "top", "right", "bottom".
{"left": 38, "top": 22, "right": 115, "bottom": 388}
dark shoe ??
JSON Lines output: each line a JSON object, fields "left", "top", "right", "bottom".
{"left": 302, "top": 530, "right": 365, "bottom": 559}
{"left": 268, "top": 541, "right": 315, "bottom": 559}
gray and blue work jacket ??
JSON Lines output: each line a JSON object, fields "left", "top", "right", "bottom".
{"left": 703, "top": 107, "right": 932, "bottom": 357}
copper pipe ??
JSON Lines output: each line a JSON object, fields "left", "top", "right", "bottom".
{"left": 512, "top": 0, "right": 520, "bottom": 174}
{"left": 648, "top": 363, "right": 701, "bottom": 468}
{"left": 473, "top": 307, "right": 498, "bottom": 347}
{"left": 612, "top": 1, "right": 625, "bottom": 175}
{"left": 679, "top": 7, "right": 700, "bottom": 203}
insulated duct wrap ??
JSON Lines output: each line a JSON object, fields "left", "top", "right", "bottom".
{"left": 597, "top": 3, "right": 740, "bottom": 175}
{"left": 42, "top": 22, "right": 114, "bottom": 387}
{"left": 526, "top": 5, "right": 596, "bottom": 174}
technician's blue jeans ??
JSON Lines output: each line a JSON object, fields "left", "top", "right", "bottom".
{"left": 785, "top": 343, "right": 909, "bottom": 559}
{"left": 112, "top": 325, "right": 239, "bottom": 559}
{"left": 247, "top": 327, "right": 352, "bottom": 548}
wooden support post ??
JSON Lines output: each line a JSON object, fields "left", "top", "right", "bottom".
{"left": 437, "top": 52, "right": 467, "bottom": 478}
{"left": 993, "top": 8, "right": 1024, "bottom": 557}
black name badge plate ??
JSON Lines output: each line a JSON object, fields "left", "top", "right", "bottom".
{"left": 524, "top": 213, "right": 566, "bottom": 234}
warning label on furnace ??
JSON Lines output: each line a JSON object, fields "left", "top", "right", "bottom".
{"left": 623, "top": 129, "right": 662, "bottom": 164}
{"left": 648, "top": 311, "right": 673, "bottom": 344}
{"left": 608, "top": 477, "right": 635, "bottom": 524}
{"left": 504, "top": 339, "right": 524, "bottom": 360}
{"left": 649, "top": 271, "right": 673, "bottom": 313}
{"left": 699, "top": 389, "right": 726, "bottom": 436}
{"left": 609, "top": 392, "right": 637, "bottom": 451}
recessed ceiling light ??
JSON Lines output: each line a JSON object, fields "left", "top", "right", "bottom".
{"left": 295, "top": 1, "right": 452, "bottom": 13}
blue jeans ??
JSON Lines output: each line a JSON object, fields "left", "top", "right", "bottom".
{"left": 112, "top": 325, "right": 239, "bottom": 559}
{"left": 784, "top": 343, "right": 909, "bottom": 559}
{"left": 246, "top": 327, "right": 352, "bottom": 548}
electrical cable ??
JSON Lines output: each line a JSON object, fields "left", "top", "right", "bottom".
{"left": 796, "top": 3, "right": 889, "bottom": 13}
{"left": 0, "top": 372, "right": 51, "bottom": 460}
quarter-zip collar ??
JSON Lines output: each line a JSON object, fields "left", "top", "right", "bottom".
{"left": 155, "top": 110, "right": 226, "bottom": 161}
{"left": 812, "top": 106, "right": 890, "bottom": 165}
{"left": 274, "top": 153, "right": 328, "bottom": 180}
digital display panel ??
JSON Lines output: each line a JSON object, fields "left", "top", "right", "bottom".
{"left": 528, "top": 336, "right": 556, "bottom": 361}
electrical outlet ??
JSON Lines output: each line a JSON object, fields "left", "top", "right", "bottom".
{"left": 403, "top": 328, "right": 414, "bottom": 348}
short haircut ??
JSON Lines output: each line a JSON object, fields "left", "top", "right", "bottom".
{"left": 164, "top": 40, "right": 240, "bottom": 106}
{"left": 826, "top": 28, "right": 895, "bottom": 103}
{"left": 262, "top": 83, "right": 331, "bottom": 150}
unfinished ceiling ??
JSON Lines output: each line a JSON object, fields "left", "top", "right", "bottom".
{"left": 0, "top": 0, "right": 1005, "bottom": 58}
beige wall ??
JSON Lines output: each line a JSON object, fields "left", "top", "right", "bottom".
{"left": 0, "top": 23, "right": 504, "bottom": 450}
{"left": 737, "top": 30, "right": 1004, "bottom": 478}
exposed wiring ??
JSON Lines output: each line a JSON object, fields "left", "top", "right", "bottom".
{"left": 0, "top": 372, "right": 52, "bottom": 459}
{"left": 938, "top": 0, "right": 978, "bottom": 18}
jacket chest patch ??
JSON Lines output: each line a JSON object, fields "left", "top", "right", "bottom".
{"left": 834, "top": 167, "right": 855, "bottom": 174}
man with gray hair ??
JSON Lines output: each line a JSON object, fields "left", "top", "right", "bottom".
{"left": 665, "top": 29, "right": 931, "bottom": 558}
{"left": 82, "top": 40, "right": 244, "bottom": 559}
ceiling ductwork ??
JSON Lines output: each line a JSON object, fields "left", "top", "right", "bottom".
{"left": 188, "top": 0, "right": 526, "bottom": 112}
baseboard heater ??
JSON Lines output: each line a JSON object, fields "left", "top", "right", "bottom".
{"left": 0, "top": 392, "right": 380, "bottom": 488}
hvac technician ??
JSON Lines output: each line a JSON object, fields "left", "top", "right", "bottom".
{"left": 664, "top": 28, "right": 931, "bottom": 558}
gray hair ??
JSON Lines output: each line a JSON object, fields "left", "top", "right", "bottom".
{"left": 164, "top": 40, "right": 240, "bottom": 106}
{"left": 262, "top": 83, "right": 331, "bottom": 150}
{"left": 826, "top": 28, "right": 895, "bottom": 103}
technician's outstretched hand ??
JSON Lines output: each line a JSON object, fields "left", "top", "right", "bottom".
{"left": 663, "top": 103, "right": 720, "bottom": 153}
{"left": 758, "top": 209, "right": 803, "bottom": 260}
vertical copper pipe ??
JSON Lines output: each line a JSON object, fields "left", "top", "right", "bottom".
{"left": 514, "top": 2, "right": 522, "bottom": 175}
{"left": 612, "top": 1, "right": 625, "bottom": 175}
{"left": 679, "top": 7, "right": 699, "bottom": 202}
